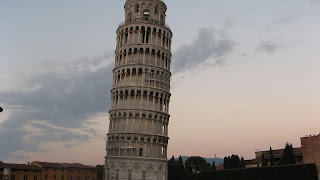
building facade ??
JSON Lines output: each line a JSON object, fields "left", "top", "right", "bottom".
{"left": 0, "top": 163, "right": 41, "bottom": 180}
{"left": 62, "top": 163, "right": 97, "bottom": 180}
{"left": 31, "top": 162, "right": 68, "bottom": 180}
{"left": 0, "top": 161, "right": 98, "bottom": 180}
{"left": 104, "top": 0, "right": 172, "bottom": 180}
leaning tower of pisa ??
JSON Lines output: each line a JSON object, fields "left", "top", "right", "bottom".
{"left": 104, "top": 0, "right": 172, "bottom": 180}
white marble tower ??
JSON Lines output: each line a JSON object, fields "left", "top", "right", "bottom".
{"left": 104, "top": 0, "right": 172, "bottom": 180}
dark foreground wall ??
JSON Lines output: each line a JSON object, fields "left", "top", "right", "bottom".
{"left": 189, "top": 164, "right": 318, "bottom": 180}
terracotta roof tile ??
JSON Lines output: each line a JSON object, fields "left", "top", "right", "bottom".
{"left": 245, "top": 156, "right": 262, "bottom": 164}
{"left": 0, "top": 163, "right": 41, "bottom": 170}
{"left": 260, "top": 148, "right": 302, "bottom": 160}
{"left": 33, "top": 162, "right": 66, "bottom": 168}
{"left": 62, "top": 163, "right": 96, "bottom": 169}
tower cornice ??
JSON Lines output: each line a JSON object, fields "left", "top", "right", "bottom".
{"left": 124, "top": 0, "right": 167, "bottom": 10}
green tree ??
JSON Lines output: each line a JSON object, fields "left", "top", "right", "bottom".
{"left": 211, "top": 161, "right": 216, "bottom": 171}
{"left": 95, "top": 165, "right": 104, "bottom": 180}
{"left": 269, "top": 147, "right": 275, "bottom": 166}
{"left": 185, "top": 156, "right": 211, "bottom": 173}
{"left": 168, "top": 156, "right": 176, "bottom": 180}
{"left": 177, "top": 156, "right": 184, "bottom": 180}
{"left": 240, "top": 157, "right": 246, "bottom": 168}
{"left": 280, "top": 143, "right": 296, "bottom": 165}
{"left": 223, "top": 156, "right": 231, "bottom": 169}
{"left": 261, "top": 153, "right": 267, "bottom": 167}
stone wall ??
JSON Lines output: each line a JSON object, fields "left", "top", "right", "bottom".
{"left": 188, "top": 164, "right": 318, "bottom": 180}
{"left": 301, "top": 134, "right": 320, "bottom": 180}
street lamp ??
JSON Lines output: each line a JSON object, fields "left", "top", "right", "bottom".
{"left": 0, "top": 107, "right": 3, "bottom": 112}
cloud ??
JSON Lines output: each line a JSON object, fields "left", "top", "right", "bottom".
{"left": 258, "top": 40, "right": 283, "bottom": 53}
{"left": 272, "top": 16, "right": 299, "bottom": 26}
{"left": 309, "top": 0, "right": 320, "bottom": 5}
{"left": 0, "top": 55, "right": 114, "bottom": 159}
{"left": 0, "top": 27, "right": 236, "bottom": 160}
{"left": 172, "top": 28, "right": 236, "bottom": 73}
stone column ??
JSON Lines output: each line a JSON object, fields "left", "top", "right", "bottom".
{"left": 151, "top": 31, "right": 153, "bottom": 44}
{"left": 142, "top": 69, "right": 145, "bottom": 86}
{"left": 128, "top": 169, "right": 132, "bottom": 180}
{"left": 124, "top": 71, "right": 127, "bottom": 86}
{"left": 154, "top": 171, "right": 158, "bottom": 180}
{"left": 152, "top": 95, "right": 155, "bottom": 110}
{"left": 144, "top": 30, "right": 147, "bottom": 43}
{"left": 128, "top": 31, "right": 130, "bottom": 44}
{"left": 143, "top": 51, "right": 146, "bottom": 64}
{"left": 107, "top": 168, "right": 110, "bottom": 180}
{"left": 142, "top": 170, "right": 146, "bottom": 180}
{"left": 140, "top": 93, "right": 143, "bottom": 109}
{"left": 155, "top": 53, "right": 158, "bottom": 66}
{"left": 138, "top": 29, "right": 141, "bottom": 44}
{"left": 160, "top": 33, "right": 163, "bottom": 48}
{"left": 128, "top": 92, "right": 131, "bottom": 108}
{"left": 116, "top": 169, "right": 119, "bottom": 180}
{"left": 126, "top": 52, "right": 129, "bottom": 65}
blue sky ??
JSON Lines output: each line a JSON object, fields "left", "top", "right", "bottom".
{"left": 0, "top": 0, "right": 320, "bottom": 164}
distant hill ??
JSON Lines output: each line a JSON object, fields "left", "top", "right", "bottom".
{"left": 174, "top": 156, "right": 224, "bottom": 165}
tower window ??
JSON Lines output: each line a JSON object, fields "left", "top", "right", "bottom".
{"left": 155, "top": 6, "right": 158, "bottom": 14}
{"left": 135, "top": 4, "right": 140, "bottom": 13}
{"left": 139, "top": 148, "right": 143, "bottom": 156}
{"left": 143, "top": 10, "right": 150, "bottom": 21}
{"left": 128, "top": 12, "right": 132, "bottom": 22}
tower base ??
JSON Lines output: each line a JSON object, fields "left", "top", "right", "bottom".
{"left": 104, "top": 157, "right": 168, "bottom": 180}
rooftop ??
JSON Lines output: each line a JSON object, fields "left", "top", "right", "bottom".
{"left": 62, "top": 163, "right": 96, "bottom": 169}
{"left": 33, "top": 161, "right": 66, "bottom": 168}
{"left": 257, "top": 147, "right": 302, "bottom": 159}
{"left": 0, "top": 163, "right": 41, "bottom": 171}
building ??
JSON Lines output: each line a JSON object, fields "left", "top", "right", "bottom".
{"left": 31, "top": 162, "right": 67, "bottom": 180}
{"left": 301, "top": 134, "right": 320, "bottom": 180}
{"left": 0, "top": 162, "right": 41, "bottom": 180}
{"left": 0, "top": 161, "right": 98, "bottom": 180}
{"left": 62, "top": 163, "right": 97, "bottom": 180}
{"left": 215, "top": 164, "right": 224, "bottom": 171}
{"left": 104, "top": 0, "right": 173, "bottom": 180}
{"left": 245, "top": 147, "right": 303, "bottom": 168}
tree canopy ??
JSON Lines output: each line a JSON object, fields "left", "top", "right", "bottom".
{"left": 269, "top": 147, "right": 275, "bottom": 166}
{"left": 280, "top": 143, "right": 296, "bottom": 165}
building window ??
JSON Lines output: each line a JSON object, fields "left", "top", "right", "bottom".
{"left": 62, "top": 169, "right": 64, "bottom": 172}
{"left": 11, "top": 175, "right": 15, "bottom": 180}
{"left": 54, "top": 175, "right": 56, "bottom": 179}
{"left": 33, "top": 175, "right": 37, "bottom": 180}
{"left": 139, "top": 148, "right": 143, "bottom": 156}
{"left": 54, "top": 168, "right": 57, "bottom": 172}
{"left": 23, "top": 175, "right": 28, "bottom": 180}
{"left": 78, "top": 176, "right": 80, "bottom": 180}
{"left": 71, "top": 169, "right": 73, "bottom": 172}
{"left": 45, "top": 168, "right": 48, "bottom": 171}
{"left": 62, "top": 175, "right": 64, "bottom": 180}
{"left": 45, "top": 175, "right": 47, "bottom": 179}
{"left": 92, "top": 177, "right": 94, "bottom": 180}
{"left": 0, "top": 174, "right": 2, "bottom": 180}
